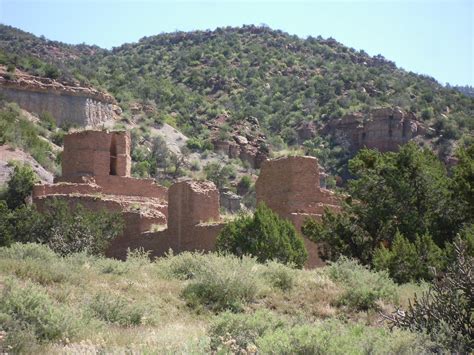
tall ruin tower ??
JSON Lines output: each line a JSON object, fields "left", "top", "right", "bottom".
{"left": 61, "top": 131, "right": 131, "bottom": 178}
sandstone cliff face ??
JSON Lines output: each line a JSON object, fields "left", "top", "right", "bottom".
{"left": 324, "top": 107, "right": 423, "bottom": 152}
{"left": 0, "top": 66, "right": 121, "bottom": 126}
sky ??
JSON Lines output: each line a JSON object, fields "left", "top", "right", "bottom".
{"left": 0, "top": 0, "right": 472, "bottom": 86}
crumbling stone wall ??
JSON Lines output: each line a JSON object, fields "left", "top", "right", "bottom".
{"left": 33, "top": 129, "right": 225, "bottom": 260}
{"left": 255, "top": 156, "right": 342, "bottom": 267}
{"left": 62, "top": 131, "right": 131, "bottom": 178}
{"left": 166, "top": 180, "right": 222, "bottom": 249}
{"left": 106, "top": 180, "right": 225, "bottom": 259}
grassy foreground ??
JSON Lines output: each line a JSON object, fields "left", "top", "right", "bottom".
{"left": 0, "top": 243, "right": 437, "bottom": 354}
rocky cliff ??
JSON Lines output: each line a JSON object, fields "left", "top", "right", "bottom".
{"left": 0, "top": 66, "right": 121, "bottom": 126}
{"left": 206, "top": 113, "right": 269, "bottom": 168}
{"left": 323, "top": 107, "right": 425, "bottom": 152}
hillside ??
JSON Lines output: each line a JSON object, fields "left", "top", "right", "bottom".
{"left": 1, "top": 24, "right": 473, "bottom": 180}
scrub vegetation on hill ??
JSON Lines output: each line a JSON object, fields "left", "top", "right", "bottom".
{"left": 1, "top": 24, "right": 473, "bottom": 176}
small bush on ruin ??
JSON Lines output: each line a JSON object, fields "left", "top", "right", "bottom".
{"left": 216, "top": 203, "right": 308, "bottom": 268}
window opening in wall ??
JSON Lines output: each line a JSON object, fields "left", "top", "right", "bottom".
{"left": 110, "top": 135, "right": 117, "bottom": 175}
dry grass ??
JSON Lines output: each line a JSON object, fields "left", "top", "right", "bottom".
{"left": 0, "top": 244, "right": 431, "bottom": 353}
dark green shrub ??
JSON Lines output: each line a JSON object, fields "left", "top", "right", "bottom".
{"left": 303, "top": 143, "right": 463, "bottom": 275}
{"left": 204, "top": 162, "right": 235, "bottom": 189}
{"left": 51, "top": 130, "right": 65, "bottom": 146}
{"left": 373, "top": 232, "right": 446, "bottom": 283}
{"left": 216, "top": 203, "right": 307, "bottom": 268}
{"left": 0, "top": 201, "right": 13, "bottom": 246}
{"left": 39, "top": 111, "right": 56, "bottom": 130}
{"left": 4, "top": 162, "right": 38, "bottom": 210}
{"left": 43, "top": 63, "right": 60, "bottom": 79}
{"left": 384, "top": 241, "right": 473, "bottom": 353}
{"left": 237, "top": 175, "right": 252, "bottom": 195}
{"left": 1, "top": 198, "right": 123, "bottom": 256}
{"left": 39, "top": 199, "right": 124, "bottom": 256}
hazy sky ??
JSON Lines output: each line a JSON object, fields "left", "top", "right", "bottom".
{"left": 1, "top": 0, "right": 472, "bottom": 86}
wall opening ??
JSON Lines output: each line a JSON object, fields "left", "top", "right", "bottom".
{"left": 110, "top": 135, "right": 117, "bottom": 175}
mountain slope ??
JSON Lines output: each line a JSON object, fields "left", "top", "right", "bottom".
{"left": 1, "top": 24, "right": 473, "bottom": 178}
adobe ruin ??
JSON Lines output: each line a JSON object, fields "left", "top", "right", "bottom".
{"left": 33, "top": 130, "right": 341, "bottom": 267}
{"left": 32, "top": 130, "right": 226, "bottom": 259}
{"left": 256, "top": 156, "right": 342, "bottom": 267}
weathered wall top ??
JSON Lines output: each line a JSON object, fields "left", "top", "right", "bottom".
{"left": 62, "top": 130, "right": 131, "bottom": 178}
{"left": 256, "top": 156, "right": 321, "bottom": 215}
{"left": 168, "top": 180, "right": 220, "bottom": 230}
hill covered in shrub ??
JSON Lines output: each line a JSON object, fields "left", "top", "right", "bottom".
{"left": 1, "top": 24, "right": 473, "bottom": 176}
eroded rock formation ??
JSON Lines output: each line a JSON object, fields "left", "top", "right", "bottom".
{"left": 256, "top": 156, "right": 342, "bottom": 267}
{"left": 324, "top": 107, "right": 423, "bottom": 152}
{"left": 207, "top": 114, "right": 269, "bottom": 168}
{"left": 0, "top": 66, "right": 121, "bottom": 126}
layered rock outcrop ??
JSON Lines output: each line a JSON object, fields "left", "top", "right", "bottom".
{"left": 256, "top": 156, "right": 342, "bottom": 267}
{"left": 0, "top": 66, "right": 121, "bottom": 126}
{"left": 324, "top": 107, "right": 423, "bottom": 152}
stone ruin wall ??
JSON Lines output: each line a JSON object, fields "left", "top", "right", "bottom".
{"left": 32, "top": 130, "right": 225, "bottom": 260}
{"left": 105, "top": 180, "right": 225, "bottom": 260}
{"left": 33, "top": 130, "right": 341, "bottom": 267}
{"left": 0, "top": 67, "right": 121, "bottom": 126}
{"left": 255, "top": 156, "right": 342, "bottom": 267}
{"left": 62, "top": 131, "right": 131, "bottom": 178}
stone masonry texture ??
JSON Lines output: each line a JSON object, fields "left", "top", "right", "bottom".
{"left": 255, "top": 156, "right": 342, "bottom": 267}
{"left": 33, "top": 130, "right": 225, "bottom": 261}
{"left": 33, "top": 131, "right": 341, "bottom": 267}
